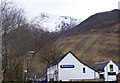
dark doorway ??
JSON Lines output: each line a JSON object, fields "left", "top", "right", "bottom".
{"left": 100, "top": 74, "right": 104, "bottom": 79}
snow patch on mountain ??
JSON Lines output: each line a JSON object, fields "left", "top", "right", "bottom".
{"left": 33, "top": 13, "right": 82, "bottom": 32}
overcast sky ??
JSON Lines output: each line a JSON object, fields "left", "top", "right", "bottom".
{"left": 16, "top": 0, "right": 119, "bottom": 20}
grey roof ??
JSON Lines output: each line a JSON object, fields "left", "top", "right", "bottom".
{"left": 40, "top": 71, "right": 47, "bottom": 78}
{"left": 92, "top": 60, "right": 110, "bottom": 72}
{"left": 116, "top": 62, "right": 120, "bottom": 70}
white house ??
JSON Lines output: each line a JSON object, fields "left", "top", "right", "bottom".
{"left": 92, "top": 60, "right": 119, "bottom": 81}
{"left": 47, "top": 51, "right": 99, "bottom": 81}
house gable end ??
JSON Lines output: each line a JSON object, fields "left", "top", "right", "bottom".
{"left": 48, "top": 51, "right": 97, "bottom": 72}
{"left": 105, "top": 60, "right": 119, "bottom": 71}
{"left": 59, "top": 51, "right": 97, "bottom": 72}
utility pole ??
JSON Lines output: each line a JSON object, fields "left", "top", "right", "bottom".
{"left": 0, "top": 0, "right": 3, "bottom": 82}
{"left": 23, "top": 58, "right": 25, "bottom": 82}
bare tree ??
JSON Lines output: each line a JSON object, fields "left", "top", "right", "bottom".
{"left": 39, "top": 42, "right": 62, "bottom": 67}
{"left": 0, "top": 0, "right": 3, "bottom": 82}
{"left": 24, "top": 26, "right": 50, "bottom": 81}
{"left": 1, "top": 0, "right": 33, "bottom": 81}
{"left": 1, "top": 0, "right": 59, "bottom": 81}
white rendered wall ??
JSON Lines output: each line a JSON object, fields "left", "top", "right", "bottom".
{"left": 58, "top": 53, "right": 98, "bottom": 81}
{"left": 47, "top": 65, "right": 58, "bottom": 81}
{"left": 95, "top": 72, "right": 100, "bottom": 79}
{"left": 104, "top": 60, "right": 119, "bottom": 81}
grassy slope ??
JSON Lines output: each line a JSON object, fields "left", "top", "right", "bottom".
{"left": 55, "top": 32, "right": 119, "bottom": 66}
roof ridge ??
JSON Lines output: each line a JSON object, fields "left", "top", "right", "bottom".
{"left": 94, "top": 60, "right": 110, "bottom": 64}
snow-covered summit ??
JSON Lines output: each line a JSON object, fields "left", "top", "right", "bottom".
{"left": 33, "top": 13, "right": 82, "bottom": 32}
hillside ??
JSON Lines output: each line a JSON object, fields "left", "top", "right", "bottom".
{"left": 73, "top": 9, "right": 119, "bottom": 34}
{"left": 55, "top": 32, "right": 118, "bottom": 65}
{"left": 53, "top": 9, "right": 120, "bottom": 66}
{"left": 31, "top": 9, "right": 120, "bottom": 73}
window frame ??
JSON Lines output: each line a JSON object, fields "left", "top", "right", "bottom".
{"left": 109, "top": 65, "right": 113, "bottom": 71}
{"left": 83, "top": 67, "right": 85, "bottom": 73}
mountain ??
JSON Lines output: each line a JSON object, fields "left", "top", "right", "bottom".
{"left": 31, "top": 9, "right": 120, "bottom": 73}
{"left": 72, "top": 9, "right": 120, "bottom": 34}
{"left": 53, "top": 9, "right": 120, "bottom": 66}
{"left": 33, "top": 13, "right": 82, "bottom": 32}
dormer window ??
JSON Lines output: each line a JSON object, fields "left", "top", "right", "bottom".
{"left": 110, "top": 65, "right": 113, "bottom": 71}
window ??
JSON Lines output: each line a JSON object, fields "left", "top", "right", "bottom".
{"left": 110, "top": 65, "right": 113, "bottom": 71}
{"left": 108, "top": 72, "right": 116, "bottom": 75}
{"left": 83, "top": 68, "right": 85, "bottom": 73}
{"left": 100, "top": 74, "right": 104, "bottom": 79}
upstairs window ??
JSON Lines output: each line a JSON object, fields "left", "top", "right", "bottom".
{"left": 83, "top": 68, "right": 85, "bottom": 73}
{"left": 110, "top": 65, "right": 113, "bottom": 71}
